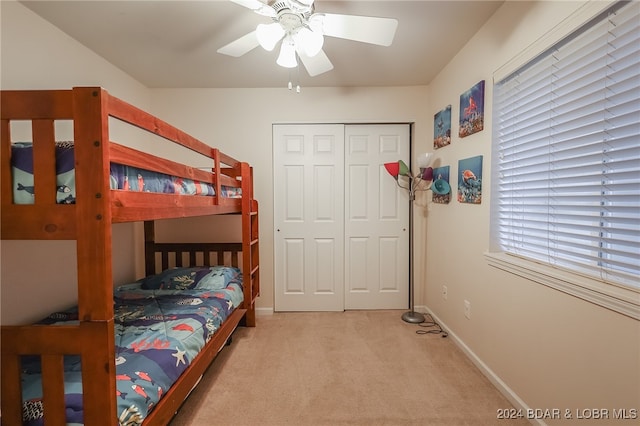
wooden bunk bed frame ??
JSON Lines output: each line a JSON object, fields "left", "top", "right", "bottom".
{"left": 0, "top": 87, "right": 260, "bottom": 425}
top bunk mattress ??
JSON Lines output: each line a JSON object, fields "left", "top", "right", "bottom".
{"left": 10, "top": 142, "right": 242, "bottom": 204}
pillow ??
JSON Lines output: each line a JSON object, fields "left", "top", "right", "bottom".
{"left": 140, "top": 266, "right": 241, "bottom": 290}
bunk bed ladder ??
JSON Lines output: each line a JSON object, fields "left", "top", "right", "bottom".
{"left": 240, "top": 163, "right": 259, "bottom": 327}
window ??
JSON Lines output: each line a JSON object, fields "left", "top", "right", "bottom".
{"left": 489, "top": 1, "right": 639, "bottom": 318}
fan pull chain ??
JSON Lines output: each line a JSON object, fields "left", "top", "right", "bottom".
{"left": 287, "top": 64, "right": 301, "bottom": 93}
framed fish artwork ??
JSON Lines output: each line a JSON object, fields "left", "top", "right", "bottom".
{"left": 457, "top": 156, "right": 483, "bottom": 204}
{"left": 458, "top": 80, "right": 485, "bottom": 138}
{"left": 433, "top": 105, "right": 452, "bottom": 149}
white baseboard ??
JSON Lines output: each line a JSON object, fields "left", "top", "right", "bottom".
{"left": 255, "top": 307, "right": 274, "bottom": 316}
{"left": 417, "top": 305, "right": 545, "bottom": 426}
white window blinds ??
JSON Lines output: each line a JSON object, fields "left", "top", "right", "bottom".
{"left": 492, "top": 1, "right": 640, "bottom": 289}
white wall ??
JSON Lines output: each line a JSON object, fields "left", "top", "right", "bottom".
{"left": 0, "top": 1, "right": 149, "bottom": 324}
{"left": 425, "top": 1, "right": 639, "bottom": 424}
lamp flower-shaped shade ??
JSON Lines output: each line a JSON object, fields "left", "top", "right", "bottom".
{"left": 431, "top": 178, "right": 451, "bottom": 195}
{"left": 384, "top": 160, "right": 411, "bottom": 178}
{"left": 420, "top": 167, "right": 433, "bottom": 181}
{"left": 416, "top": 152, "right": 434, "bottom": 169}
{"left": 383, "top": 162, "right": 400, "bottom": 178}
{"left": 384, "top": 154, "right": 449, "bottom": 197}
{"left": 398, "top": 160, "right": 410, "bottom": 176}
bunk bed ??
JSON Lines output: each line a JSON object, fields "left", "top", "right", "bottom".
{"left": 0, "top": 87, "right": 260, "bottom": 425}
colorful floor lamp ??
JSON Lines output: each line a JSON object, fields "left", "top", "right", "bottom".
{"left": 384, "top": 154, "right": 451, "bottom": 324}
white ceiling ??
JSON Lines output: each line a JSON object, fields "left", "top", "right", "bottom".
{"left": 20, "top": 0, "right": 504, "bottom": 89}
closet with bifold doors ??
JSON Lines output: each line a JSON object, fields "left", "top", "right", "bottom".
{"left": 273, "top": 123, "right": 411, "bottom": 312}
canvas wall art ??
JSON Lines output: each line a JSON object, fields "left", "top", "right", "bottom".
{"left": 459, "top": 80, "right": 485, "bottom": 138}
{"left": 433, "top": 105, "right": 452, "bottom": 149}
{"left": 457, "top": 155, "right": 483, "bottom": 204}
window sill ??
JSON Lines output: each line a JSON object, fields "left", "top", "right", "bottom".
{"left": 484, "top": 252, "right": 640, "bottom": 321}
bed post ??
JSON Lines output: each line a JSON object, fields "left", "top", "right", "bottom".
{"left": 213, "top": 148, "right": 222, "bottom": 205}
{"left": 71, "top": 87, "right": 117, "bottom": 424}
{"left": 144, "top": 220, "right": 157, "bottom": 276}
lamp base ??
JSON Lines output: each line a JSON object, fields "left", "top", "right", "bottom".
{"left": 401, "top": 311, "right": 425, "bottom": 324}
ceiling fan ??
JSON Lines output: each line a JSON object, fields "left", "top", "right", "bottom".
{"left": 217, "top": 0, "right": 398, "bottom": 77}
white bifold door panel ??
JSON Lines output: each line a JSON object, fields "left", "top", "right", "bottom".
{"left": 274, "top": 124, "right": 410, "bottom": 312}
{"left": 274, "top": 125, "right": 345, "bottom": 311}
{"left": 344, "top": 124, "right": 410, "bottom": 309}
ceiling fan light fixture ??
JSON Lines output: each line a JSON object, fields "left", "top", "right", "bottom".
{"left": 223, "top": 0, "right": 398, "bottom": 78}
{"left": 256, "top": 22, "right": 285, "bottom": 51}
{"left": 276, "top": 36, "right": 298, "bottom": 68}
{"left": 295, "top": 27, "right": 323, "bottom": 57}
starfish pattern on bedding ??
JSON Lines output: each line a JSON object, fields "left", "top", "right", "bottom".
{"left": 172, "top": 347, "right": 187, "bottom": 367}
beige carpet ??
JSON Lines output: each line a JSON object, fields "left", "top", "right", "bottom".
{"left": 169, "top": 310, "right": 528, "bottom": 426}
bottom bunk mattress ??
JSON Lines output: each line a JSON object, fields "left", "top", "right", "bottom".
{"left": 20, "top": 265, "right": 244, "bottom": 426}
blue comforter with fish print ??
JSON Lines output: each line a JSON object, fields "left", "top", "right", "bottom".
{"left": 20, "top": 266, "right": 244, "bottom": 426}
{"left": 10, "top": 142, "right": 241, "bottom": 204}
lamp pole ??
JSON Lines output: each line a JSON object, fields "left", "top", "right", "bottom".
{"left": 401, "top": 176, "right": 426, "bottom": 324}
{"left": 383, "top": 156, "right": 441, "bottom": 325}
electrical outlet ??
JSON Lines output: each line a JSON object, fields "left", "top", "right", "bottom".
{"left": 442, "top": 285, "right": 448, "bottom": 300}
{"left": 464, "top": 300, "right": 471, "bottom": 319}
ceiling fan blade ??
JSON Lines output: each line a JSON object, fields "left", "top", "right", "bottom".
{"left": 297, "top": 48, "right": 334, "bottom": 77}
{"left": 217, "top": 31, "right": 260, "bottom": 57}
{"left": 315, "top": 13, "right": 398, "bottom": 47}
{"left": 230, "top": 0, "right": 276, "bottom": 17}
